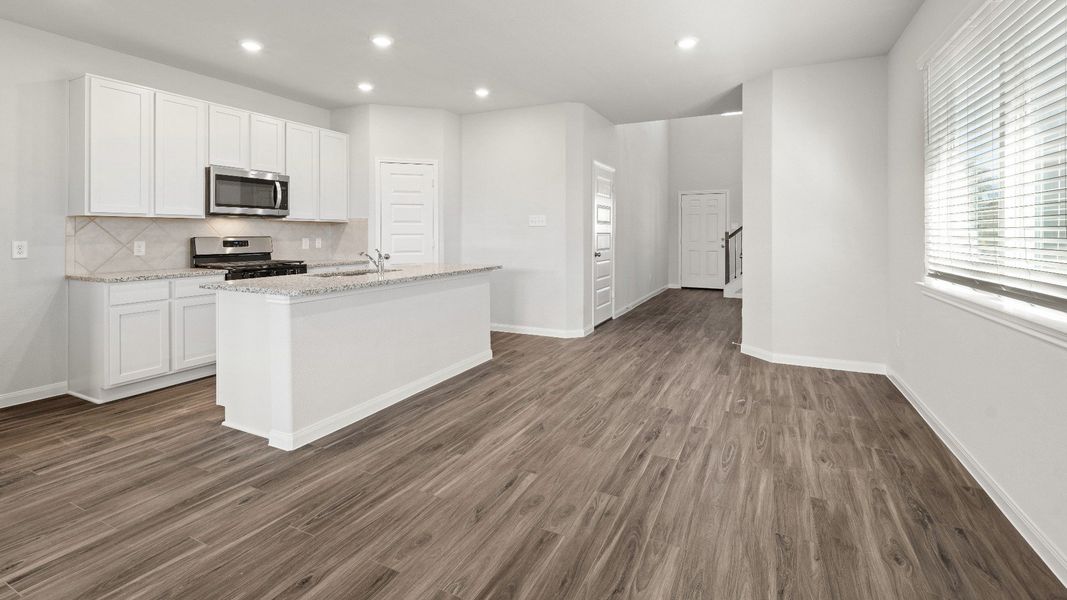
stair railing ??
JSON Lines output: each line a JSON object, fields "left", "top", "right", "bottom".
{"left": 725, "top": 226, "right": 743, "bottom": 284}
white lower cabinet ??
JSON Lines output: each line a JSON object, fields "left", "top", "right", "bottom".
{"left": 69, "top": 275, "right": 223, "bottom": 403}
{"left": 171, "top": 296, "right": 217, "bottom": 371}
{"left": 108, "top": 300, "right": 171, "bottom": 386}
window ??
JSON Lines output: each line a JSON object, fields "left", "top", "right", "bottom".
{"left": 924, "top": 0, "right": 1067, "bottom": 312}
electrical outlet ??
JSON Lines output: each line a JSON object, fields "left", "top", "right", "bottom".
{"left": 528, "top": 215, "right": 547, "bottom": 227}
{"left": 895, "top": 330, "right": 902, "bottom": 348}
{"left": 11, "top": 241, "right": 28, "bottom": 259}
{"left": 315, "top": 238, "right": 322, "bottom": 249}
{"left": 301, "top": 238, "right": 310, "bottom": 250}
{"left": 133, "top": 240, "right": 146, "bottom": 256}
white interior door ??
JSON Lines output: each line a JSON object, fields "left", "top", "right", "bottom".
{"left": 593, "top": 162, "right": 616, "bottom": 326}
{"left": 680, "top": 192, "right": 726, "bottom": 289}
{"left": 378, "top": 161, "right": 437, "bottom": 264}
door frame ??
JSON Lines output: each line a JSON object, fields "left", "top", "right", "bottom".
{"left": 374, "top": 157, "right": 441, "bottom": 262}
{"left": 677, "top": 189, "right": 730, "bottom": 289}
{"left": 592, "top": 160, "right": 617, "bottom": 326}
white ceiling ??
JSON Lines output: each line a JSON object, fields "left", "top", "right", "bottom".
{"left": 0, "top": 0, "right": 922, "bottom": 123}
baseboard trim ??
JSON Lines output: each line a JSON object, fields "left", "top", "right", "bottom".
{"left": 491, "top": 323, "right": 589, "bottom": 339}
{"left": 887, "top": 370, "right": 1067, "bottom": 586}
{"left": 667, "top": 283, "right": 681, "bottom": 289}
{"left": 740, "top": 344, "right": 886, "bottom": 374}
{"left": 269, "top": 350, "right": 494, "bottom": 451}
{"left": 0, "top": 382, "right": 68, "bottom": 409}
{"left": 221, "top": 419, "right": 269, "bottom": 439}
{"left": 613, "top": 286, "right": 668, "bottom": 319}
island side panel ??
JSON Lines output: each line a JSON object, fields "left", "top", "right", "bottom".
{"left": 216, "top": 292, "right": 274, "bottom": 438}
{"left": 275, "top": 273, "right": 493, "bottom": 449}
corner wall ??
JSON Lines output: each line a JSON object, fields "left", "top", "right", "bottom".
{"left": 887, "top": 0, "right": 1067, "bottom": 579}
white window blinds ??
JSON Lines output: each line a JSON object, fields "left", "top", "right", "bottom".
{"left": 925, "top": 0, "right": 1067, "bottom": 311}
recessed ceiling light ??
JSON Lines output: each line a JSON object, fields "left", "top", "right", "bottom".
{"left": 720, "top": 111, "right": 742, "bottom": 116}
{"left": 676, "top": 36, "right": 699, "bottom": 50}
{"left": 474, "top": 87, "right": 491, "bottom": 98}
{"left": 371, "top": 34, "right": 394, "bottom": 49}
{"left": 240, "top": 39, "right": 263, "bottom": 53}
{"left": 358, "top": 82, "right": 375, "bottom": 93}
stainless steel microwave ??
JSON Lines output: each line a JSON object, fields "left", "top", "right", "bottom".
{"left": 207, "top": 165, "right": 289, "bottom": 217}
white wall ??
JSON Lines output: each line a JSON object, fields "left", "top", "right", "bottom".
{"left": 461, "top": 104, "right": 572, "bottom": 334}
{"left": 0, "top": 18, "right": 331, "bottom": 402}
{"left": 887, "top": 0, "right": 1067, "bottom": 579}
{"left": 668, "top": 115, "right": 743, "bottom": 285}
{"left": 331, "top": 104, "right": 463, "bottom": 262}
{"left": 741, "top": 74, "right": 774, "bottom": 352}
{"left": 741, "top": 57, "right": 888, "bottom": 370}
{"left": 615, "top": 121, "right": 671, "bottom": 313}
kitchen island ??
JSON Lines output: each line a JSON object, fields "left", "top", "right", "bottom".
{"left": 202, "top": 263, "right": 501, "bottom": 450}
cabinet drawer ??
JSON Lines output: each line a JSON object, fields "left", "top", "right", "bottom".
{"left": 172, "top": 275, "right": 225, "bottom": 298}
{"left": 109, "top": 281, "right": 170, "bottom": 306}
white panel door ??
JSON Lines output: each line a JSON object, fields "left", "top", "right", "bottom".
{"left": 89, "top": 77, "right": 154, "bottom": 215}
{"left": 171, "top": 296, "right": 217, "bottom": 371}
{"left": 319, "top": 130, "right": 349, "bottom": 221}
{"left": 680, "top": 192, "right": 726, "bottom": 289}
{"left": 285, "top": 122, "right": 319, "bottom": 220}
{"left": 208, "top": 105, "right": 250, "bottom": 168}
{"left": 250, "top": 114, "right": 285, "bottom": 173}
{"left": 108, "top": 300, "right": 170, "bottom": 386}
{"left": 593, "top": 162, "right": 616, "bottom": 326}
{"left": 154, "top": 92, "right": 206, "bottom": 217}
{"left": 378, "top": 161, "right": 436, "bottom": 263}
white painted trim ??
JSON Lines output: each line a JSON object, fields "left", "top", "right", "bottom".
{"left": 917, "top": 280, "right": 1067, "bottom": 351}
{"left": 0, "top": 382, "right": 68, "bottom": 409}
{"left": 677, "top": 189, "right": 730, "bottom": 289}
{"left": 613, "top": 285, "right": 668, "bottom": 319}
{"left": 374, "top": 157, "right": 442, "bottom": 263}
{"left": 887, "top": 370, "right": 1067, "bottom": 586}
{"left": 221, "top": 419, "right": 269, "bottom": 439}
{"left": 268, "top": 349, "right": 493, "bottom": 451}
{"left": 592, "top": 160, "right": 616, "bottom": 327}
{"left": 667, "top": 283, "right": 682, "bottom": 289}
{"left": 491, "top": 323, "right": 589, "bottom": 339}
{"left": 740, "top": 343, "right": 886, "bottom": 375}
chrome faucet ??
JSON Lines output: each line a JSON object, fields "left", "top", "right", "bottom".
{"left": 360, "top": 249, "right": 391, "bottom": 275}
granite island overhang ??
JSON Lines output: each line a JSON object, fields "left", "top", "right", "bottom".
{"left": 201, "top": 263, "right": 502, "bottom": 450}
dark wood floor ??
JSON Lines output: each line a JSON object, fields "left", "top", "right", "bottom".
{"left": 0, "top": 289, "right": 1063, "bottom": 599}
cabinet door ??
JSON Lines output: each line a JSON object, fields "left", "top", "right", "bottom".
{"left": 250, "top": 114, "right": 286, "bottom": 173}
{"left": 155, "top": 93, "right": 207, "bottom": 217}
{"left": 319, "top": 130, "right": 349, "bottom": 221}
{"left": 285, "top": 122, "right": 319, "bottom": 220}
{"left": 108, "top": 300, "right": 170, "bottom": 386}
{"left": 89, "top": 78, "right": 154, "bottom": 215}
{"left": 171, "top": 296, "right": 217, "bottom": 371}
{"left": 208, "top": 105, "right": 250, "bottom": 168}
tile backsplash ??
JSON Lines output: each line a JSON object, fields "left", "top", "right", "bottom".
{"left": 66, "top": 216, "right": 369, "bottom": 276}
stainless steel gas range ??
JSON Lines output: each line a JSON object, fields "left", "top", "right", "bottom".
{"left": 190, "top": 236, "right": 307, "bottom": 280}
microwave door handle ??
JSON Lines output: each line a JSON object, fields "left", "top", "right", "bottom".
{"left": 274, "top": 181, "right": 283, "bottom": 209}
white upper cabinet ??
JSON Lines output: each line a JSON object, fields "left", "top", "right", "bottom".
{"left": 154, "top": 93, "right": 206, "bottom": 217}
{"left": 319, "top": 130, "right": 349, "bottom": 221}
{"left": 285, "top": 122, "right": 319, "bottom": 220}
{"left": 250, "top": 114, "right": 286, "bottom": 173}
{"left": 69, "top": 75, "right": 348, "bottom": 222}
{"left": 208, "top": 104, "right": 250, "bottom": 169}
{"left": 71, "top": 77, "right": 155, "bottom": 216}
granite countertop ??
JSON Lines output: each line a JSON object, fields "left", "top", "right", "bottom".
{"left": 201, "top": 264, "right": 502, "bottom": 298}
{"left": 66, "top": 257, "right": 372, "bottom": 283}
{"left": 66, "top": 269, "right": 221, "bottom": 283}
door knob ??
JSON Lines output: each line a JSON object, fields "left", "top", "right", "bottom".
{"left": 594, "top": 252, "right": 602, "bottom": 257}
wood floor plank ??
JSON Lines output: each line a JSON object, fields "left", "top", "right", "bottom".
{"left": 0, "top": 289, "right": 1061, "bottom": 599}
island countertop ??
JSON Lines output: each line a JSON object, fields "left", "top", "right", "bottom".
{"left": 200, "top": 263, "right": 502, "bottom": 298}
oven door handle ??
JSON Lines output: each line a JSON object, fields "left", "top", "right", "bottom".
{"left": 274, "top": 181, "right": 283, "bottom": 210}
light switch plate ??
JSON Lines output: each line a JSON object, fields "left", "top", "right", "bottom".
{"left": 301, "top": 238, "right": 310, "bottom": 250}
{"left": 11, "top": 241, "right": 28, "bottom": 259}
{"left": 133, "top": 240, "right": 146, "bottom": 256}
{"left": 528, "top": 215, "right": 547, "bottom": 227}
